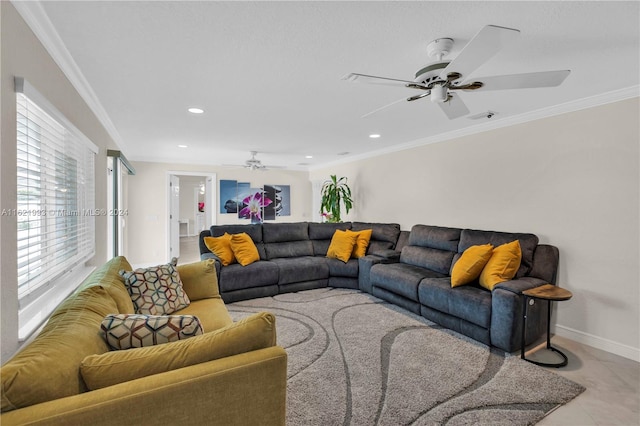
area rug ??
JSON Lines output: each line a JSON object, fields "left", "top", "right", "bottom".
{"left": 228, "top": 288, "right": 585, "bottom": 426}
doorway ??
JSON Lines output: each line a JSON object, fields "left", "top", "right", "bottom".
{"left": 166, "top": 171, "right": 216, "bottom": 263}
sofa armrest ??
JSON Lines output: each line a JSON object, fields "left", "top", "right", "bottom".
{"left": 368, "top": 248, "right": 401, "bottom": 262}
{"left": 491, "top": 277, "right": 549, "bottom": 352}
{"left": 200, "top": 252, "right": 218, "bottom": 261}
{"left": 494, "top": 276, "right": 549, "bottom": 295}
{"left": 358, "top": 254, "right": 399, "bottom": 294}
{"left": 1, "top": 346, "right": 287, "bottom": 426}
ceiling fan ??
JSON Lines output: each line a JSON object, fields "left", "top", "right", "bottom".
{"left": 343, "top": 25, "right": 571, "bottom": 120}
{"left": 226, "top": 151, "right": 285, "bottom": 171}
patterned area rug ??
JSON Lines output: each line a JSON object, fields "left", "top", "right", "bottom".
{"left": 228, "top": 288, "right": 585, "bottom": 426}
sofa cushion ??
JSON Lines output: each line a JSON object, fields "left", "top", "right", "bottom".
{"left": 370, "top": 263, "right": 447, "bottom": 301}
{"left": 271, "top": 257, "right": 329, "bottom": 285}
{"left": 408, "top": 224, "right": 462, "bottom": 251}
{"left": 101, "top": 314, "right": 203, "bottom": 350}
{"left": 210, "top": 224, "right": 266, "bottom": 259}
{"left": 418, "top": 278, "right": 492, "bottom": 329}
{"left": 326, "top": 230, "right": 358, "bottom": 263}
{"left": 326, "top": 257, "right": 359, "bottom": 278}
{"left": 352, "top": 222, "right": 401, "bottom": 249}
{"left": 81, "top": 255, "right": 135, "bottom": 315}
{"left": 174, "top": 298, "right": 233, "bottom": 331}
{"left": 120, "top": 263, "right": 190, "bottom": 315}
{"left": 312, "top": 239, "right": 331, "bottom": 256}
{"left": 210, "top": 224, "right": 263, "bottom": 243}
{"left": 0, "top": 286, "right": 118, "bottom": 412}
{"left": 176, "top": 259, "right": 221, "bottom": 301}
{"left": 400, "top": 246, "right": 456, "bottom": 275}
{"left": 80, "top": 311, "right": 277, "bottom": 391}
{"left": 265, "top": 240, "right": 314, "bottom": 259}
{"left": 450, "top": 244, "right": 494, "bottom": 287}
{"left": 308, "top": 222, "right": 351, "bottom": 240}
{"left": 229, "top": 233, "right": 260, "bottom": 266}
{"left": 204, "top": 233, "right": 235, "bottom": 266}
{"left": 262, "top": 222, "right": 309, "bottom": 243}
{"left": 218, "top": 261, "right": 279, "bottom": 292}
{"left": 479, "top": 240, "right": 522, "bottom": 290}
{"left": 458, "top": 229, "right": 538, "bottom": 278}
{"left": 366, "top": 240, "right": 394, "bottom": 255}
{"left": 348, "top": 228, "right": 372, "bottom": 258}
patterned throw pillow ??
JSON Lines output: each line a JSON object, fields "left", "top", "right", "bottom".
{"left": 120, "top": 263, "right": 190, "bottom": 315}
{"left": 101, "top": 314, "right": 203, "bottom": 350}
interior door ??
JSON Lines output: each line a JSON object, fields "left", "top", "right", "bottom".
{"left": 205, "top": 176, "right": 214, "bottom": 228}
{"left": 169, "top": 175, "right": 180, "bottom": 260}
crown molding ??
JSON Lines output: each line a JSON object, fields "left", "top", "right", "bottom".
{"left": 309, "top": 86, "right": 640, "bottom": 172}
{"left": 12, "top": 0, "right": 128, "bottom": 154}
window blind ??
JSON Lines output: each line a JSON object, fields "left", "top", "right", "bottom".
{"left": 15, "top": 79, "right": 97, "bottom": 312}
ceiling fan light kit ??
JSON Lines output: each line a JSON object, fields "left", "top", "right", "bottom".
{"left": 345, "top": 24, "right": 571, "bottom": 120}
{"left": 430, "top": 84, "right": 448, "bottom": 103}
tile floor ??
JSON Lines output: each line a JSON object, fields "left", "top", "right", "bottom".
{"left": 534, "top": 336, "right": 639, "bottom": 425}
{"left": 178, "top": 235, "right": 639, "bottom": 425}
{"left": 178, "top": 235, "right": 201, "bottom": 264}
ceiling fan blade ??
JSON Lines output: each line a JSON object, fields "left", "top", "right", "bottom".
{"left": 438, "top": 93, "right": 470, "bottom": 120}
{"left": 361, "top": 96, "right": 409, "bottom": 118}
{"left": 343, "top": 73, "right": 423, "bottom": 88}
{"left": 472, "top": 70, "right": 571, "bottom": 91}
{"left": 439, "top": 25, "right": 520, "bottom": 82}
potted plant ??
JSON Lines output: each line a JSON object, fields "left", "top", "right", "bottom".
{"left": 320, "top": 175, "right": 353, "bottom": 223}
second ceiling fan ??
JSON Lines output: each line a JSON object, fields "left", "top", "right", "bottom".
{"left": 343, "top": 25, "right": 571, "bottom": 119}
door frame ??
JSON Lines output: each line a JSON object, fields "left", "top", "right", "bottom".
{"left": 165, "top": 171, "right": 217, "bottom": 261}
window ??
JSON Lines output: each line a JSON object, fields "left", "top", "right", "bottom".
{"left": 15, "top": 78, "right": 98, "bottom": 339}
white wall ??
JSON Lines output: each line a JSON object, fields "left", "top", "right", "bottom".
{"left": 310, "top": 97, "right": 640, "bottom": 361}
{"left": 126, "top": 161, "right": 312, "bottom": 266}
{"left": 0, "top": 3, "right": 117, "bottom": 362}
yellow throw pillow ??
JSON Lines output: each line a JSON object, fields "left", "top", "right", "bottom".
{"left": 229, "top": 232, "right": 260, "bottom": 266}
{"left": 326, "top": 230, "right": 358, "bottom": 263}
{"left": 176, "top": 259, "right": 221, "bottom": 300}
{"left": 451, "top": 244, "right": 494, "bottom": 287}
{"left": 347, "top": 229, "right": 373, "bottom": 258}
{"left": 479, "top": 240, "right": 522, "bottom": 291}
{"left": 80, "top": 312, "right": 276, "bottom": 390}
{"left": 204, "top": 233, "right": 235, "bottom": 266}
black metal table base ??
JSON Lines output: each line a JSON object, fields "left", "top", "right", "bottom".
{"left": 521, "top": 297, "right": 568, "bottom": 368}
{"left": 524, "top": 345, "right": 569, "bottom": 367}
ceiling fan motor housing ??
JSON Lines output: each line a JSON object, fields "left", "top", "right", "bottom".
{"left": 414, "top": 62, "right": 449, "bottom": 85}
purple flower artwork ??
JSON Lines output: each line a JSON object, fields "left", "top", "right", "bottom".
{"left": 238, "top": 189, "right": 272, "bottom": 223}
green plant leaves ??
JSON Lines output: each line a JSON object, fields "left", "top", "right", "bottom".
{"left": 320, "top": 175, "right": 353, "bottom": 223}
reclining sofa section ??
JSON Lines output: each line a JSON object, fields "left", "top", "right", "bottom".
{"left": 199, "top": 222, "right": 403, "bottom": 303}
{"left": 368, "top": 225, "right": 559, "bottom": 352}
{"left": 200, "top": 222, "right": 559, "bottom": 353}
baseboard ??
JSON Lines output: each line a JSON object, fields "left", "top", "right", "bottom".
{"left": 555, "top": 324, "right": 640, "bottom": 362}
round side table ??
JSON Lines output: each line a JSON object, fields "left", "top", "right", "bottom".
{"left": 520, "top": 284, "right": 573, "bottom": 368}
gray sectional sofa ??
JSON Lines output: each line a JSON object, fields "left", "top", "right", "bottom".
{"left": 199, "top": 222, "right": 558, "bottom": 352}
{"left": 199, "top": 222, "right": 404, "bottom": 302}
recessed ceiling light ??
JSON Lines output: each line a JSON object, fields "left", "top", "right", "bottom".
{"left": 188, "top": 107, "right": 204, "bottom": 114}
{"left": 369, "top": 134, "right": 381, "bottom": 139}
{"left": 305, "top": 155, "right": 313, "bottom": 159}
{"left": 178, "top": 144, "right": 188, "bottom": 148}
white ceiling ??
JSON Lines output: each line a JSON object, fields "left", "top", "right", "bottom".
{"left": 22, "top": 1, "right": 640, "bottom": 170}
